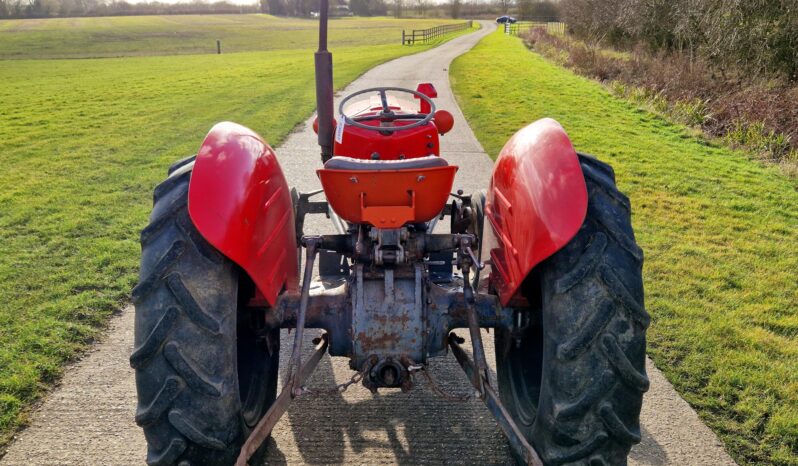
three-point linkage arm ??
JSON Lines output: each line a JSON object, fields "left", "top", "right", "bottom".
{"left": 450, "top": 237, "right": 544, "bottom": 466}
{"left": 235, "top": 239, "right": 326, "bottom": 466}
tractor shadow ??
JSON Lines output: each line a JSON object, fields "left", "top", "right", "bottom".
{"left": 257, "top": 329, "right": 511, "bottom": 465}
{"left": 629, "top": 425, "right": 668, "bottom": 465}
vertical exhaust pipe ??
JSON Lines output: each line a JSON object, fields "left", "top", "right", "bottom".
{"left": 315, "top": 0, "right": 334, "bottom": 162}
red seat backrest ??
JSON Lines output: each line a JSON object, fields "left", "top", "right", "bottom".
{"left": 317, "top": 160, "right": 457, "bottom": 228}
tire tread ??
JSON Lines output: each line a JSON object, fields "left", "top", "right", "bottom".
{"left": 498, "top": 153, "right": 648, "bottom": 465}
{"left": 163, "top": 342, "right": 222, "bottom": 397}
{"left": 147, "top": 438, "right": 187, "bottom": 466}
{"left": 133, "top": 158, "right": 278, "bottom": 465}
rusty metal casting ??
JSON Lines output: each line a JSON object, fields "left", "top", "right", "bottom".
{"left": 237, "top": 209, "right": 537, "bottom": 464}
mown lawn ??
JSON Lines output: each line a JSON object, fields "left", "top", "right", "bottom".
{"left": 0, "top": 14, "right": 460, "bottom": 59}
{"left": 451, "top": 29, "right": 798, "bottom": 466}
{"left": 0, "top": 18, "right": 474, "bottom": 451}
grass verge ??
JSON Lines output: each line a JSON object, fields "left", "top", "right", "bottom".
{"left": 522, "top": 28, "right": 798, "bottom": 175}
{"left": 0, "top": 21, "right": 474, "bottom": 452}
{"left": 451, "top": 29, "right": 798, "bottom": 466}
{"left": 0, "top": 14, "right": 462, "bottom": 59}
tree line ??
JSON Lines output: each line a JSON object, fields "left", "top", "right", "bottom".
{"left": 0, "top": 0, "right": 396, "bottom": 18}
{"left": 0, "top": 0, "right": 258, "bottom": 18}
{"left": 0, "top": 0, "right": 562, "bottom": 20}
{"left": 560, "top": 0, "right": 798, "bottom": 81}
{"left": 259, "top": 0, "right": 386, "bottom": 17}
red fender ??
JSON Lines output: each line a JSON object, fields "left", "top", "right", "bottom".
{"left": 188, "top": 122, "right": 299, "bottom": 306}
{"left": 486, "top": 118, "right": 588, "bottom": 306}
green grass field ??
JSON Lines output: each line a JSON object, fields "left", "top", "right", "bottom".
{"left": 0, "top": 15, "right": 473, "bottom": 450}
{"left": 451, "top": 29, "right": 798, "bottom": 466}
{"left": 0, "top": 14, "right": 460, "bottom": 59}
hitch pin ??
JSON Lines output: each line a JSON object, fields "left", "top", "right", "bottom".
{"left": 424, "top": 260, "right": 446, "bottom": 266}
{"left": 465, "top": 245, "right": 484, "bottom": 270}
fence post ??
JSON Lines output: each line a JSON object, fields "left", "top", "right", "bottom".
{"left": 400, "top": 21, "right": 473, "bottom": 45}
{"left": 216, "top": 40, "right": 221, "bottom": 54}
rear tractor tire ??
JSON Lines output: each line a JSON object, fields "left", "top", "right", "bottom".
{"left": 131, "top": 161, "right": 279, "bottom": 466}
{"left": 496, "top": 153, "right": 649, "bottom": 465}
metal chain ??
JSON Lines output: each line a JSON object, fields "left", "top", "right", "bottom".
{"left": 296, "top": 366, "right": 368, "bottom": 397}
{"left": 410, "top": 365, "right": 475, "bottom": 403}
{"left": 296, "top": 362, "right": 475, "bottom": 402}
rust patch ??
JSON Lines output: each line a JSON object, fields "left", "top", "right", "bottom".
{"left": 355, "top": 331, "right": 401, "bottom": 349}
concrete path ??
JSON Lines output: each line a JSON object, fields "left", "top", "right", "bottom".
{"left": 1, "top": 22, "right": 736, "bottom": 466}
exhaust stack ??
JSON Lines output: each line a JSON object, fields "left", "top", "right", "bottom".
{"left": 315, "top": 0, "right": 334, "bottom": 162}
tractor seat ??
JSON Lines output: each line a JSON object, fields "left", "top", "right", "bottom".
{"left": 317, "top": 155, "right": 458, "bottom": 228}
{"left": 323, "top": 155, "right": 448, "bottom": 171}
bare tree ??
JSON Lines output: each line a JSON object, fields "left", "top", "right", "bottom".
{"left": 496, "top": 0, "right": 511, "bottom": 14}
{"left": 414, "top": 0, "right": 426, "bottom": 16}
{"left": 449, "top": 0, "right": 460, "bottom": 18}
{"left": 560, "top": 0, "right": 798, "bottom": 80}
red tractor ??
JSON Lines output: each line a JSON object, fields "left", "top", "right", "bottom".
{"left": 131, "top": 9, "right": 648, "bottom": 466}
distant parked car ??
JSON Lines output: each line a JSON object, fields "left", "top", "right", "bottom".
{"left": 496, "top": 16, "right": 517, "bottom": 24}
{"left": 332, "top": 5, "right": 353, "bottom": 16}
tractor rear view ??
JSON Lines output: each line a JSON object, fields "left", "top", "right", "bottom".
{"left": 131, "top": 11, "right": 648, "bottom": 466}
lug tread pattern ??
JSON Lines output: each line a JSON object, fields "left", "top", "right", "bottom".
{"left": 588, "top": 196, "right": 644, "bottom": 262}
{"left": 168, "top": 410, "right": 227, "bottom": 451}
{"left": 600, "top": 335, "right": 650, "bottom": 391}
{"left": 153, "top": 170, "right": 190, "bottom": 204}
{"left": 131, "top": 158, "right": 278, "bottom": 465}
{"left": 554, "top": 233, "right": 608, "bottom": 294}
{"left": 135, "top": 377, "right": 184, "bottom": 427}
{"left": 580, "top": 163, "right": 630, "bottom": 212}
{"left": 598, "top": 264, "right": 650, "bottom": 328}
{"left": 147, "top": 438, "right": 187, "bottom": 466}
{"left": 499, "top": 153, "right": 648, "bottom": 465}
{"left": 140, "top": 195, "right": 188, "bottom": 246}
{"left": 543, "top": 431, "right": 609, "bottom": 465}
{"left": 175, "top": 212, "right": 224, "bottom": 264}
{"left": 554, "top": 370, "right": 615, "bottom": 421}
{"left": 165, "top": 274, "right": 221, "bottom": 334}
{"left": 599, "top": 402, "right": 641, "bottom": 444}
{"left": 556, "top": 299, "right": 614, "bottom": 360}
{"left": 164, "top": 342, "right": 222, "bottom": 397}
{"left": 131, "top": 241, "right": 186, "bottom": 301}
{"left": 539, "top": 412, "right": 580, "bottom": 446}
{"left": 543, "top": 153, "right": 647, "bottom": 463}
{"left": 130, "top": 306, "right": 178, "bottom": 369}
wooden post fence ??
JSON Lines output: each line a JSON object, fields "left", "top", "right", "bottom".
{"left": 402, "top": 20, "right": 473, "bottom": 45}
{"left": 504, "top": 19, "right": 566, "bottom": 37}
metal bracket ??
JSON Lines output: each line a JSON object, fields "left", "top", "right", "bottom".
{"left": 292, "top": 189, "right": 327, "bottom": 244}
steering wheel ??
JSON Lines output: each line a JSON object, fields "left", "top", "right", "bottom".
{"left": 338, "top": 87, "right": 436, "bottom": 133}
